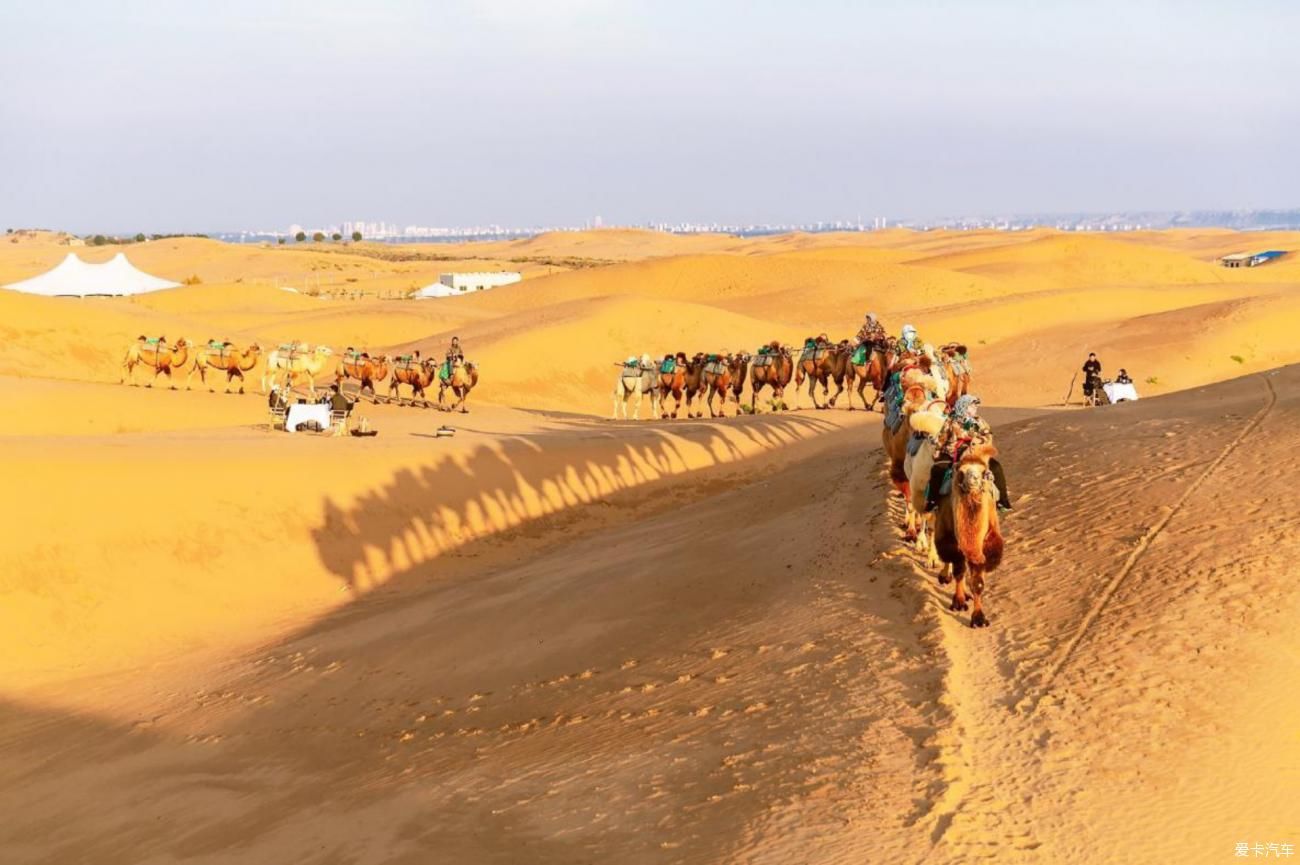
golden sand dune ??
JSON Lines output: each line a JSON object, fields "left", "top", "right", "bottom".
{"left": 0, "top": 227, "right": 1297, "bottom": 863}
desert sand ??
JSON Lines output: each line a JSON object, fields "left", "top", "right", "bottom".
{"left": 0, "top": 228, "right": 1297, "bottom": 864}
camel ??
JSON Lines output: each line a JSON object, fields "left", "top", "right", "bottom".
{"left": 941, "top": 344, "right": 971, "bottom": 408}
{"left": 794, "top": 340, "right": 851, "bottom": 410}
{"left": 121, "top": 336, "right": 191, "bottom": 388}
{"left": 848, "top": 342, "right": 888, "bottom": 411}
{"left": 933, "top": 444, "right": 1004, "bottom": 628}
{"left": 701, "top": 354, "right": 734, "bottom": 418}
{"left": 262, "top": 344, "right": 333, "bottom": 398}
{"left": 438, "top": 356, "right": 478, "bottom": 413}
{"left": 728, "top": 351, "right": 750, "bottom": 408}
{"left": 749, "top": 342, "right": 793, "bottom": 413}
{"left": 336, "top": 350, "right": 390, "bottom": 401}
{"left": 185, "top": 340, "right": 260, "bottom": 393}
{"left": 881, "top": 374, "right": 939, "bottom": 496}
{"left": 681, "top": 353, "right": 709, "bottom": 419}
{"left": 389, "top": 353, "right": 437, "bottom": 407}
{"left": 612, "top": 354, "right": 660, "bottom": 420}
{"left": 658, "top": 353, "right": 688, "bottom": 418}
{"left": 902, "top": 406, "right": 947, "bottom": 565}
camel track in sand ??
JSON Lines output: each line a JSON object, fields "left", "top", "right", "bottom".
{"left": 1029, "top": 373, "right": 1277, "bottom": 709}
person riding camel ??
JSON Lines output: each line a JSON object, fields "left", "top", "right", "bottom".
{"left": 446, "top": 337, "right": 464, "bottom": 365}
{"left": 856, "top": 313, "right": 887, "bottom": 348}
{"left": 896, "top": 324, "right": 922, "bottom": 356}
{"left": 925, "top": 395, "right": 1013, "bottom": 512}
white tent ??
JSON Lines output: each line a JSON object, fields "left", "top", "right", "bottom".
{"left": 411, "top": 282, "right": 460, "bottom": 299}
{"left": 2, "top": 252, "right": 180, "bottom": 297}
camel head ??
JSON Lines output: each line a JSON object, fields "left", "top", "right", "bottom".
{"left": 957, "top": 445, "right": 998, "bottom": 500}
{"left": 675, "top": 351, "right": 687, "bottom": 363}
{"left": 314, "top": 346, "right": 333, "bottom": 357}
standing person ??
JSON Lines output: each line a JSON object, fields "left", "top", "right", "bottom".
{"left": 925, "top": 395, "right": 1013, "bottom": 512}
{"left": 1082, "top": 352, "right": 1103, "bottom": 401}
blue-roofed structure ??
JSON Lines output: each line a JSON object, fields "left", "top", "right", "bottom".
{"left": 1219, "top": 250, "right": 1287, "bottom": 268}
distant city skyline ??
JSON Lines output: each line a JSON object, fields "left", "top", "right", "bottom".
{"left": 2, "top": 1, "right": 1297, "bottom": 233}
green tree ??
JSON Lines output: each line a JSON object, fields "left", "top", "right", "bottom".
{"left": 295, "top": 231, "right": 306, "bottom": 242}
{"left": 134, "top": 232, "right": 146, "bottom": 243}
{"left": 351, "top": 230, "right": 362, "bottom": 242}
{"left": 312, "top": 231, "right": 324, "bottom": 242}
{"left": 92, "top": 234, "right": 107, "bottom": 246}
{"left": 331, "top": 232, "right": 342, "bottom": 241}
{"left": 277, "top": 237, "right": 286, "bottom": 245}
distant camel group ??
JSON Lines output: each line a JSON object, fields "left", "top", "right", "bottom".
{"left": 120, "top": 337, "right": 478, "bottom": 412}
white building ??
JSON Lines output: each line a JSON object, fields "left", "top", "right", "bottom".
{"left": 426, "top": 271, "right": 522, "bottom": 296}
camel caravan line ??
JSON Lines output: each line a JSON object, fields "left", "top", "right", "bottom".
{"left": 120, "top": 337, "right": 479, "bottom": 413}
{"left": 610, "top": 337, "right": 971, "bottom": 421}
{"left": 878, "top": 344, "right": 1004, "bottom": 630}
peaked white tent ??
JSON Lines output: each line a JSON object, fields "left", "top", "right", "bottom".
{"left": 2, "top": 252, "right": 180, "bottom": 297}
{"left": 411, "top": 282, "right": 460, "bottom": 299}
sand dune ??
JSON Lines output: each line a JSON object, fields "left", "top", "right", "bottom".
{"left": 1, "top": 227, "right": 1298, "bottom": 863}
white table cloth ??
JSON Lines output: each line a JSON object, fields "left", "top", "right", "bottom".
{"left": 1103, "top": 382, "right": 1139, "bottom": 403}
{"left": 284, "top": 403, "right": 332, "bottom": 433}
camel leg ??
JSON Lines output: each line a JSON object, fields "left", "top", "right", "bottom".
{"left": 969, "top": 567, "right": 989, "bottom": 628}
{"left": 950, "top": 558, "right": 969, "bottom": 612}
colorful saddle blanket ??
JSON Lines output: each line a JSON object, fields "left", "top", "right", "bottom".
{"left": 704, "top": 361, "right": 727, "bottom": 377}
{"left": 659, "top": 357, "right": 676, "bottom": 374}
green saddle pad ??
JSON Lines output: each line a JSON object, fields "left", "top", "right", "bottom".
{"left": 851, "top": 345, "right": 868, "bottom": 365}
{"left": 659, "top": 358, "right": 676, "bottom": 374}
{"left": 439, "top": 360, "right": 452, "bottom": 382}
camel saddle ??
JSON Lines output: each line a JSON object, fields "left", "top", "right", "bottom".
{"left": 659, "top": 357, "right": 677, "bottom": 374}
{"left": 704, "top": 360, "right": 727, "bottom": 377}
{"left": 752, "top": 354, "right": 774, "bottom": 367}
{"left": 907, "top": 432, "right": 929, "bottom": 457}
{"left": 851, "top": 344, "right": 870, "bottom": 365}
{"left": 439, "top": 360, "right": 453, "bottom": 383}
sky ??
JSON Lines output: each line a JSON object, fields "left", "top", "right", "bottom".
{"left": 1, "top": 0, "right": 1296, "bottom": 233}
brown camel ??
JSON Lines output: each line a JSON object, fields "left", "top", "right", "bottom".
{"left": 848, "top": 342, "right": 888, "bottom": 411}
{"left": 680, "top": 353, "right": 708, "bottom": 419}
{"left": 658, "top": 353, "right": 688, "bottom": 418}
{"left": 728, "top": 351, "right": 750, "bottom": 407}
{"left": 795, "top": 339, "right": 851, "bottom": 410}
{"left": 881, "top": 374, "right": 938, "bottom": 496}
{"left": 701, "top": 354, "right": 735, "bottom": 418}
{"left": 749, "top": 342, "right": 793, "bottom": 412}
{"left": 121, "top": 336, "right": 190, "bottom": 388}
{"left": 941, "top": 344, "right": 971, "bottom": 409}
{"left": 389, "top": 353, "right": 437, "bottom": 407}
{"left": 438, "top": 357, "right": 478, "bottom": 413}
{"left": 933, "top": 444, "right": 1004, "bottom": 628}
{"left": 186, "top": 340, "right": 261, "bottom": 393}
{"left": 336, "top": 350, "right": 391, "bottom": 401}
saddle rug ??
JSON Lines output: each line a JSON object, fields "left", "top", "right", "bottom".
{"left": 660, "top": 358, "right": 676, "bottom": 374}
{"left": 752, "top": 354, "right": 775, "bottom": 368}
{"left": 704, "top": 361, "right": 726, "bottom": 377}
{"left": 439, "top": 361, "right": 453, "bottom": 382}
{"left": 907, "top": 432, "right": 929, "bottom": 457}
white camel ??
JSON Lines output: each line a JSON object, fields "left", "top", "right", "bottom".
{"left": 903, "top": 407, "right": 948, "bottom": 568}
{"left": 262, "top": 344, "right": 334, "bottom": 398}
{"left": 612, "top": 353, "right": 661, "bottom": 420}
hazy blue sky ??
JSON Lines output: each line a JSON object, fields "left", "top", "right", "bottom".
{"left": 1, "top": 0, "right": 1296, "bottom": 232}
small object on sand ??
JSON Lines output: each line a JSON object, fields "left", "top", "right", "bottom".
{"left": 350, "top": 415, "right": 378, "bottom": 437}
{"left": 435, "top": 426, "right": 456, "bottom": 437}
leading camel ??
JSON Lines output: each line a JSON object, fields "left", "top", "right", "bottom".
{"left": 263, "top": 344, "right": 333, "bottom": 398}
{"left": 186, "top": 340, "right": 261, "bottom": 393}
{"left": 438, "top": 357, "right": 478, "bottom": 413}
{"left": 612, "top": 354, "right": 660, "bottom": 420}
{"left": 749, "top": 342, "right": 793, "bottom": 413}
{"left": 933, "top": 444, "right": 1004, "bottom": 628}
{"left": 121, "top": 336, "right": 191, "bottom": 388}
